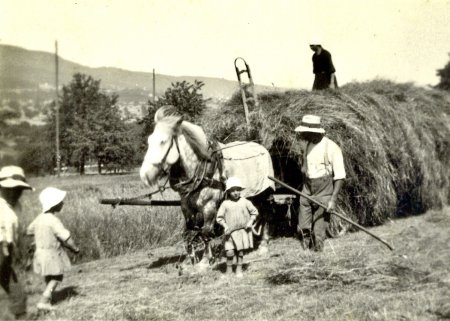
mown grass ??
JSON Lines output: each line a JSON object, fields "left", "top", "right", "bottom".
{"left": 15, "top": 172, "right": 185, "bottom": 265}
{"left": 16, "top": 207, "right": 450, "bottom": 321}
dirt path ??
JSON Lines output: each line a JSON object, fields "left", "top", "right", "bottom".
{"left": 13, "top": 208, "right": 450, "bottom": 321}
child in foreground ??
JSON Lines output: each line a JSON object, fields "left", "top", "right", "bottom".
{"left": 216, "top": 177, "right": 258, "bottom": 278}
{"left": 27, "top": 187, "right": 79, "bottom": 311}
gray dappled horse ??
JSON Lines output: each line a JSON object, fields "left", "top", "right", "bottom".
{"left": 140, "top": 106, "right": 275, "bottom": 269}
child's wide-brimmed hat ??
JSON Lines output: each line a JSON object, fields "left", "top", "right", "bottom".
{"left": 225, "top": 177, "right": 244, "bottom": 192}
{"left": 294, "top": 115, "right": 325, "bottom": 134}
{"left": 39, "top": 187, "right": 67, "bottom": 213}
{"left": 0, "top": 166, "right": 33, "bottom": 190}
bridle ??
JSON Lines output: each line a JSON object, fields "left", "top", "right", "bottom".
{"left": 152, "top": 135, "right": 180, "bottom": 176}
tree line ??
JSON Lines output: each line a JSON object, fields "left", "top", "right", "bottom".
{"left": 2, "top": 56, "right": 450, "bottom": 176}
{"left": 1, "top": 73, "right": 208, "bottom": 176}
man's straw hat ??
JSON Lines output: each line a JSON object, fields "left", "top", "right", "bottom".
{"left": 225, "top": 177, "right": 244, "bottom": 192}
{"left": 39, "top": 187, "right": 67, "bottom": 213}
{"left": 294, "top": 115, "right": 325, "bottom": 133}
{"left": 0, "top": 166, "right": 33, "bottom": 190}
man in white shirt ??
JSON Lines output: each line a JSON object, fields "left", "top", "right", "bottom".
{"left": 0, "top": 166, "right": 33, "bottom": 320}
{"left": 295, "top": 115, "right": 345, "bottom": 252}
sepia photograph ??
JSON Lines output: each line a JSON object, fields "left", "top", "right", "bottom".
{"left": 1, "top": 0, "right": 449, "bottom": 320}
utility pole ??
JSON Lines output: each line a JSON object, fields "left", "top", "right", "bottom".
{"left": 55, "top": 41, "right": 61, "bottom": 177}
{"left": 152, "top": 68, "right": 156, "bottom": 104}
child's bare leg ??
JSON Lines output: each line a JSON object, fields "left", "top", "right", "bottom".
{"left": 225, "top": 250, "right": 234, "bottom": 275}
{"left": 38, "top": 275, "right": 62, "bottom": 310}
{"left": 235, "top": 251, "right": 244, "bottom": 278}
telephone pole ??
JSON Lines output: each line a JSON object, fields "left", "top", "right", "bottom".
{"left": 152, "top": 68, "right": 156, "bottom": 103}
{"left": 55, "top": 41, "right": 61, "bottom": 177}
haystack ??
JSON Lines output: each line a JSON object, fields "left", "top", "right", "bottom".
{"left": 201, "top": 80, "right": 450, "bottom": 226}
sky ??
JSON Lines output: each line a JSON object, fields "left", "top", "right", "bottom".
{"left": 1, "top": 0, "right": 450, "bottom": 89}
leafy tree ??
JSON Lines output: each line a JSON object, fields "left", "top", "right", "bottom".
{"left": 140, "top": 80, "right": 209, "bottom": 152}
{"left": 0, "top": 108, "right": 23, "bottom": 166}
{"left": 0, "top": 106, "right": 20, "bottom": 135}
{"left": 152, "top": 80, "right": 208, "bottom": 121}
{"left": 90, "top": 94, "right": 135, "bottom": 174}
{"left": 436, "top": 53, "right": 450, "bottom": 90}
{"left": 18, "top": 126, "right": 54, "bottom": 176}
{"left": 47, "top": 73, "right": 135, "bottom": 174}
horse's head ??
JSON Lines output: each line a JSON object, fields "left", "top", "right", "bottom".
{"left": 140, "top": 106, "right": 183, "bottom": 187}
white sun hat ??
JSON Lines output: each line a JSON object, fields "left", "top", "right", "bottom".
{"left": 225, "top": 177, "right": 244, "bottom": 192}
{"left": 309, "top": 36, "right": 322, "bottom": 46}
{"left": 294, "top": 115, "right": 325, "bottom": 133}
{"left": 39, "top": 187, "right": 67, "bottom": 213}
{"left": 0, "top": 166, "right": 33, "bottom": 190}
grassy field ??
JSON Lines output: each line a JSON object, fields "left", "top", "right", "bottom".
{"left": 14, "top": 172, "right": 185, "bottom": 265}
{"left": 8, "top": 205, "right": 450, "bottom": 321}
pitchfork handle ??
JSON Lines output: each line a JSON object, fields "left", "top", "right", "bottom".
{"left": 268, "top": 176, "right": 394, "bottom": 251}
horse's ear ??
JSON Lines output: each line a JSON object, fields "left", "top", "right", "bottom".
{"left": 154, "top": 107, "right": 164, "bottom": 123}
{"left": 173, "top": 115, "right": 184, "bottom": 133}
{"left": 154, "top": 105, "right": 178, "bottom": 122}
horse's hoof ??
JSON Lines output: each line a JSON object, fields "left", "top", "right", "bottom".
{"left": 258, "top": 246, "right": 269, "bottom": 256}
{"left": 196, "top": 260, "right": 210, "bottom": 272}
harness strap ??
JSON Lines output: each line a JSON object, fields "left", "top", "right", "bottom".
{"left": 172, "top": 139, "right": 225, "bottom": 197}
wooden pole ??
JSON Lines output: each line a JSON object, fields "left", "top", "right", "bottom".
{"left": 55, "top": 41, "right": 61, "bottom": 177}
{"left": 268, "top": 176, "right": 394, "bottom": 251}
{"left": 152, "top": 68, "right": 156, "bottom": 104}
{"left": 99, "top": 198, "right": 181, "bottom": 207}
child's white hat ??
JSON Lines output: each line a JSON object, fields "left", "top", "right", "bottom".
{"left": 39, "top": 187, "right": 67, "bottom": 213}
{"left": 225, "top": 177, "right": 244, "bottom": 191}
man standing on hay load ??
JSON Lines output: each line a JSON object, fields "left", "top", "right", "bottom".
{"left": 310, "top": 39, "right": 338, "bottom": 90}
{"left": 295, "top": 115, "right": 345, "bottom": 252}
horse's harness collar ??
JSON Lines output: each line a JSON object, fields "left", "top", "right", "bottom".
{"left": 171, "top": 140, "right": 225, "bottom": 198}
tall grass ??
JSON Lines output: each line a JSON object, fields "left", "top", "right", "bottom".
{"left": 15, "top": 173, "right": 184, "bottom": 264}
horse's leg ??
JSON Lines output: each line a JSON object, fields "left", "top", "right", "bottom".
{"left": 180, "top": 199, "right": 198, "bottom": 265}
{"left": 196, "top": 200, "right": 217, "bottom": 270}
{"left": 258, "top": 201, "right": 273, "bottom": 256}
{"left": 185, "top": 232, "right": 198, "bottom": 265}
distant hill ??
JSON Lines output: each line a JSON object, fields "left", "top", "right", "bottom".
{"left": 0, "top": 44, "right": 278, "bottom": 124}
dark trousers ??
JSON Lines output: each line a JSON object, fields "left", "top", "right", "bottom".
{"left": 312, "top": 73, "right": 338, "bottom": 90}
{"left": 298, "top": 176, "right": 333, "bottom": 246}
{"left": 0, "top": 242, "right": 27, "bottom": 318}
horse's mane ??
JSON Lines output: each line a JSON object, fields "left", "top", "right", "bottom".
{"left": 155, "top": 106, "right": 211, "bottom": 160}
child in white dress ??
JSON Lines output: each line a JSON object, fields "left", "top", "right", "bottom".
{"left": 27, "top": 187, "right": 79, "bottom": 311}
{"left": 216, "top": 177, "right": 258, "bottom": 278}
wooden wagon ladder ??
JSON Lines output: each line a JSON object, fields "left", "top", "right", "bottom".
{"left": 234, "top": 57, "right": 259, "bottom": 128}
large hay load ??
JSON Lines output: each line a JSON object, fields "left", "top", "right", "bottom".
{"left": 201, "top": 80, "right": 450, "bottom": 226}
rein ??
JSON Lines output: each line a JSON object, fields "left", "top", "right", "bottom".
{"left": 108, "top": 175, "right": 171, "bottom": 208}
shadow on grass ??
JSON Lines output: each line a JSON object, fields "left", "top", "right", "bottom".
{"left": 146, "top": 254, "right": 188, "bottom": 269}
{"left": 213, "top": 253, "right": 279, "bottom": 273}
{"left": 53, "top": 286, "right": 79, "bottom": 304}
{"left": 145, "top": 248, "right": 213, "bottom": 269}
{"left": 213, "top": 262, "right": 251, "bottom": 273}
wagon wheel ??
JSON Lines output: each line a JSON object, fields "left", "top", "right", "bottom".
{"left": 327, "top": 206, "right": 350, "bottom": 238}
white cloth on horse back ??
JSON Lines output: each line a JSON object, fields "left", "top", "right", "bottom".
{"left": 0, "top": 197, "right": 19, "bottom": 244}
{"left": 27, "top": 213, "right": 72, "bottom": 276}
{"left": 305, "top": 137, "right": 345, "bottom": 180}
{"left": 220, "top": 141, "right": 275, "bottom": 198}
{"left": 217, "top": 198, "right": 259, "bottom": 251}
